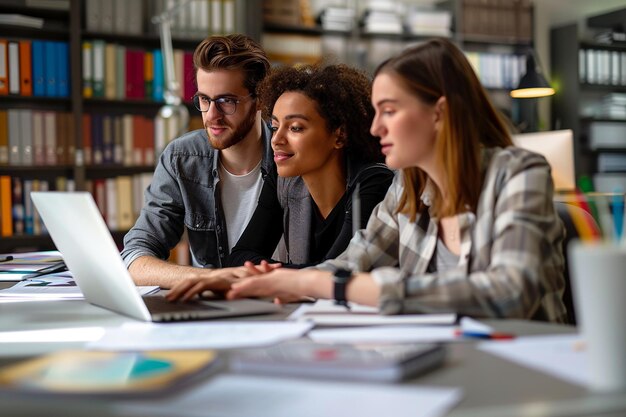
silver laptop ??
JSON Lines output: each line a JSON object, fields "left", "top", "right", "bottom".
{"left": 31, "top": 192, "right": 279, "bottom": 322}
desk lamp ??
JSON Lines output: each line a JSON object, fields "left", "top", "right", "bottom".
{"left": 152, "top": 1, "right": 192, "bottom": 138}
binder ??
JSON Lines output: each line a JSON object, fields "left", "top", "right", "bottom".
{"left": 115, "top": 44, "right": 125, "bottom": 100}
{"left": 82, "top": 41, "right": 93, "bottom": 98}
{"left": 0, "top": 175, "right": 12, "bottom": 237}
{"left": 7, "top": 109, "right": 20, "bottom": 165}
{"left": 82, "top": 113, "right": 92, "bottom": 166}
{"left": 152, "top": 49, "right": 163, "bottom": 101}
{"left": 32, "top": 111, "right": 45, "bottom": 165}
{"left": 8, "top": 42, "right": 19, "bottom": 95}
{"left": 92, "top": 40, "right": 105, "bottom": 98}
{"left": 44, "top": 41, "right": 57, "bottom": 97}
{"left": 32, "top": 40, "right": 45, "bottom": 97}
{"left": 104, "top": 43, "right": 116, "bottom": 99}
{"left": 43, "top": 111, "right": 57, "bottom": 165}
{"left": 0, "top": 40, "right": 8, "bottom": 95}
{"left": 116, "top": 175, "right": 134, "bottom": 230}
{"left": 19, "top": 110, "right": 33, "bottom": 165}
{"left": 0, "top": 110, "right": 7, "bottom": 165}
{"left": 18, "top": 40, "right": 32, "bottom": 96}
{"left": 57, "top": 42, "right": 69, "bottom": 97}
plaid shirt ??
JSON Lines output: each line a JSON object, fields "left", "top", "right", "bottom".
{"left": 317, "top": 147, "right": 567, "bottom": 323}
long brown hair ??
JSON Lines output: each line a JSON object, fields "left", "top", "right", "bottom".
{"left": 374, "top": 38, "right": 513, "bottom": 220}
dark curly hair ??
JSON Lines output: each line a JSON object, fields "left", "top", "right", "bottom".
{"left": 257, "top": 63, "right": 383, "bottom": 163}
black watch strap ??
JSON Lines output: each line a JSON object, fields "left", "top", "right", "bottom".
{"left": 333, "top": 268, "right": 353, "bottom": 308}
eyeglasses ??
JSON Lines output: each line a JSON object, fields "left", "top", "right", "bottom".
{"left": 192, "top": 93, "right": 253, "bottom": 115}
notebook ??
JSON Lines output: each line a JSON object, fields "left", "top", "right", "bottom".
{"left": 30, "top": 192, "right": 279, "bottom": 322}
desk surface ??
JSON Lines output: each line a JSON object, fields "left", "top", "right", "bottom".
{"left": 0, "top": 297, "right": 625, "bottom": 417}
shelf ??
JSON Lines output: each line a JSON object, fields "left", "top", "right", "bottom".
{"left": 80, "top": 31, "right": 203, "bottom": 50}
{"left": 580, "top": 41, "right": 626, "bottom": 52}
{"left": 459, "top": 33, "right": 532, "bottom": 48}
{"left": 0, "top": 95, "right": 71, "bottom": 111}
{"left": 580, "top": 83, "right": 626, "bottom": 93}
{"left": 0, "top": 4, "right": 68, "bottom": 19}
{"left": 580, "top": 117, "right": 626, "bottom": 123}
{"left": 263, "top": 23, "right": 323, "bottom": 36}
{"left": 85, "top": 165, "right": 155, "bottom": 178}
{"left": 0, "top": 235, "right": 57, "bottom": 253}
{"left": 0, "top": 165, "right": 74, "bottom": 177}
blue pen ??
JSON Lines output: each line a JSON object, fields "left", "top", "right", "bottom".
{"left": 454, "top": 329, "right": 515, "bottom": 340}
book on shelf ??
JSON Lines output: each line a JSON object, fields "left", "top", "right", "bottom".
{"left": 0, "top": 40, "right": 7, "bottom": 95}
{"left": 0, "top": 14, "right": 44, "bottom": 29}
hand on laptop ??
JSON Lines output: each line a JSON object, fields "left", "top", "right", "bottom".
{"left": 227, "top": 268, "right": 324, "bottom": 305}
{"left": 165, "top": 262, "right": 281, "bottom": 302}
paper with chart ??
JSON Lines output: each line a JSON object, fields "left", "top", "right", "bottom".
{"left": 0, "top": 275, "right": 159, "bottom": 301}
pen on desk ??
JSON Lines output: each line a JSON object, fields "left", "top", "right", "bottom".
{"left": 0, "top": 255, "right": 14, "bottom": 263}
{"left": 352, "top": 182, "right": 361, "bottom": 236}
{"left": 454, "top": 329, "right": 515, "bottom": 340}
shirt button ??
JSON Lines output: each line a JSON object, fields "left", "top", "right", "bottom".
{"left": 196, "top": 223, "right": 200, "bottom": 228}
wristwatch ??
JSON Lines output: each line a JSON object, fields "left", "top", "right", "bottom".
{"left": 333, "top": 268, "right": 353, "bottom": 308}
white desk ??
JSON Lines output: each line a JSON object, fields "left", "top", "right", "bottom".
{"left": 0, "top": 297, "right": 625, "bottom": 417}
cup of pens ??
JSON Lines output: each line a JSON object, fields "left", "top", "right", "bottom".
{"left": 567, "top": 193, "right": 626, "bottom": 392}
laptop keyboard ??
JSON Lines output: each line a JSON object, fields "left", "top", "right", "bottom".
{"left": 143, "top": 296, "right": 225, "bottom": 314}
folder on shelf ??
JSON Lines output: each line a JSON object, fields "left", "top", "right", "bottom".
{"left": 22, "top": 179, "right": 34, "bottom": 235}
{"left": 19, "top": 110, "right": 33, "bottom": 166}
{"left": 92, "top": 40, "right": 105, "bottom": 98}
{"left": 32, "top": 40, "right": 45, "bottom": 97}
{"left": 116, "top": 175, "right": 134, "bottom": 230}
{"left": 82, "top": 113, "right": 92, "bottom": 166}
{"left": 0, "top": 175, "right": 12, "bottom": 237}
{"left": 32, "top": 111, "right": 45, "bottom": 166}
{"left": 144, "top": 51, "right": 153, "bottom": 100}
{"left": 18, "top": 40, "right": 32, "bottom": 96}
{"left": 0, "top": 110, "right": 8, "bottom": 165}
{"left": 57, "top": 42, "right": 69, "bottom": 97}
{"left": 44, "top": 41, "right": 57, "bottom": 97}
{"left": 7, "top": 109, "right": 20, "bottom": 165}
{"left": 152, "top": 49, "right": 163, "bottom": 102}
{"left": 115, "top": 44, "right": 126, "bottom": 100}
{"left": 43, "top": 111, "right": 57, "bottom": 165}
{"left": 8, "top": 42, "right": 19, "bottom": 95}
{"left": 104, "top": 43, "right": 116, "bottom": 99}
{"left": 0, "top": 40, "right": 8, "bottom": 95}
{"left": 82, "top": 41, "right": 93, "bottom": 98}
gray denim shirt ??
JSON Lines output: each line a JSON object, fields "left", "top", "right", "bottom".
{"left": 121, "top": 125, "right": 273, "bottom": 269}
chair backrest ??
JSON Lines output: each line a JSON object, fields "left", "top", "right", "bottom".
{"left": 554, "top": 201, "right": 599, "bottom": 325}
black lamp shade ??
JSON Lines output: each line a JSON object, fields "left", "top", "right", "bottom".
{"left": 510, "top": 54, "right": 555, "bottom": 98}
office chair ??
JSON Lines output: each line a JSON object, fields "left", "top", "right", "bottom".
{"left": 554, "top": 201, "right": 600, "bottom": 325}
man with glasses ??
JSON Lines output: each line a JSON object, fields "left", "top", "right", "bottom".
{"left": 121, "top": 34, "right": 273, "bottom": 289}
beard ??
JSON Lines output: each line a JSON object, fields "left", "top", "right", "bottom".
{"left": 206, "top": 104, "right": 257, "bottom": 150}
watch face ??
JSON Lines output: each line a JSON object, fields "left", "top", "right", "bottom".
{"left": 334, "top": 269, "right": 352, "bottom": 282}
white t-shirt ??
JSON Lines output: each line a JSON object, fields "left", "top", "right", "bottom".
{"left": 219, "top": 159, "right": 264, "bottom": 252}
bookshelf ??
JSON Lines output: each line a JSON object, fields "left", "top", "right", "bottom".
{"left": 0, "top": 0, "right": 243, "bottom": 253}
{"left": 260, "top": 0, "right": 533, "bottom": 121}
{"left": 550, "top": 8, "right": 626, "bottom": 192}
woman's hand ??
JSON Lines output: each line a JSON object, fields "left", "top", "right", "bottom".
{"left": 165, "top": 262, "right": 282, "bottom": 302}
{"left": 227, "top": 268, "right": 327, "bottom": 304}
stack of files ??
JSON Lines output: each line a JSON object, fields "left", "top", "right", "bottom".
{"left": 597, "top": 153, "right": 626, "bottom": 173}
{"left": 597, "top": 93, "right": 626, "bottom": 119}
{"left": 362, "top": 9, "right": 403, "bottom": 34}
{"left": 405, "top": 8, "right": 451, "bottom": 37}
{"left": 0, "top": 274, "right": 159, "bottom": 301}
{"left": 319, "top": 7, "right": 355, "bottom": 32}
{"left": 589, "top": 120, "right": 626, "bottom": 149}
{"left": 0, "top": 250, "right": 63, "bottom": 281}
